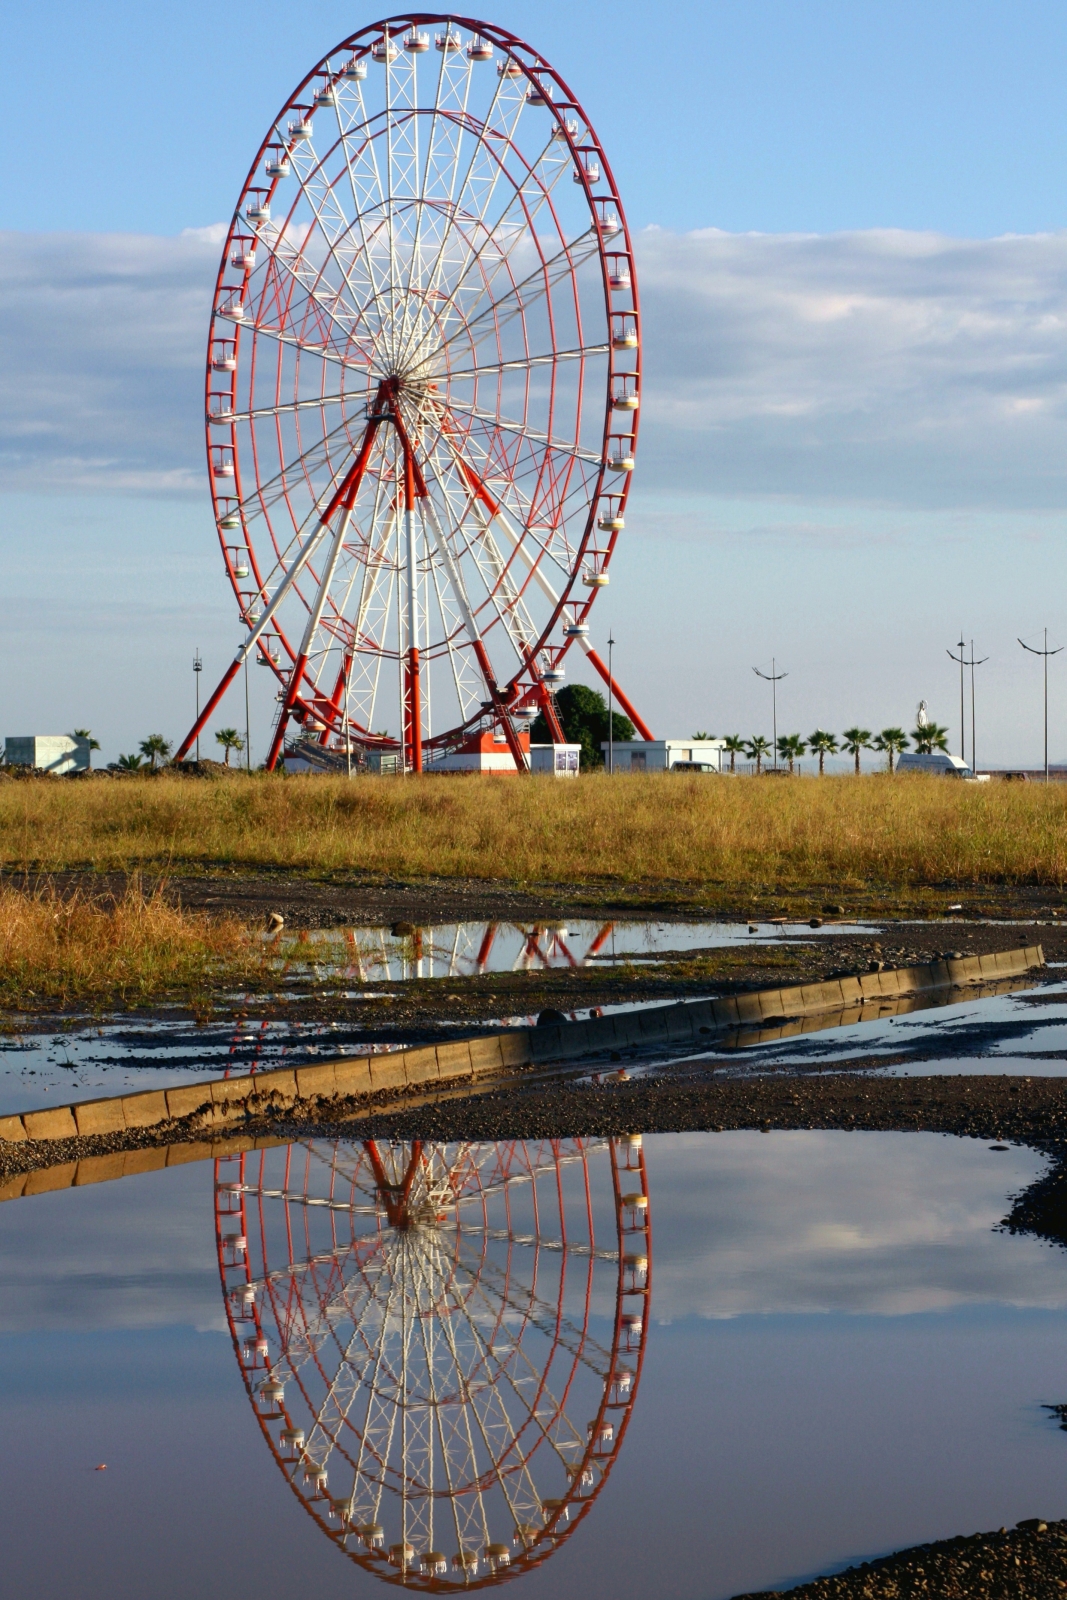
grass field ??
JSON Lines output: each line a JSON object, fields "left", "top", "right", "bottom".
{"left": 2, "top": 770, "right": 1067, "bottom": 896}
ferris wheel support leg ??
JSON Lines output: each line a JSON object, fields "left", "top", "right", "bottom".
{"left": 582, "top": 644, "right": 654, "bottom": 741}
{"left": 175, "top": 657, "right": 243, "bottom": 763}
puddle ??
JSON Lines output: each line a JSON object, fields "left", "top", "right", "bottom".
{"left": 278, "top": 917, "right": 877, "bottom": 983}
{"left": 1, "top": 1130, "right": 1066, "bottom": 1598}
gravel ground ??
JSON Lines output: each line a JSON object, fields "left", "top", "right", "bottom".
{"left": 733, "top": 1519, "right": 1067, "bottom": 1597}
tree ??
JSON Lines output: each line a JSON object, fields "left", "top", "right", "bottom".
{"left": 139, "top": 735, "right": 172, "bottom": 772}
{"left": 71, "top": 729, "right": 100, "bottom": 770}
{"left": 745, "top": 734, "right": 772, "bottom": 775}
{"left": 841, "top": 727, "right": 873, "bottom": 776}
{"left": 873, "top": 727, "right": 909, "bottom": 773}
{"left": 808, "top": 729, "right": 838, "bottom": 776}
{"left": 116, "top": 753, "right": 144, "bottom": 771}
{"left": 911, "top": 721, "right": 950, "bottom": 755}
{"left": 215, "top": 727, "right": 245, "bottom": 767}
{"left": 776, "top": 733, "right": 807, "bottom": 774}
{"left": 691, "top": 730, "right": 712, "bottom": 741}
{"left": 530, "top": 684, "right": 634, "bottom": 770}
{"left": 722, "top": 734, "right": 746, "bottom": 775}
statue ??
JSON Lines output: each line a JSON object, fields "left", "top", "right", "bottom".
{"left": 916, "top": 700, "right": 929, "bottom": 729}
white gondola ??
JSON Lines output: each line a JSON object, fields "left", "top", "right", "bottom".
{"left": 218, "top": 511, "right": 242, "bottom": 532}
{"left": 541, "top": 666, "right": 565, "bottom": 685}
{"left": 247, "top": 607, "right": 262, "bottom": 625}
{"left": 328, "top": 1497, "right": 351, "bottom": 1522}
{"left": 233, "top": 556, "right": 249, "bottom": 579}
{"left": 288, "top": 118, "right": 312, "bottom": 140}
{"left": 552, "top": 117, "right": 580, "bottom": 140}
{"left": 230, "top": 245, "right": 256, "bottom": 268}
{"left": 389, "top": 1544, "right": 415, "bottom": 1568}
{"left": 497, "top": 58, "right": 523, "bottom": 77}
{"left": 257, "top": 1378, "right": 285, "bottom": 1406}
{"left": 513, "top": 704, "right": 538, "bottom": 723}
{"left": 211, "top": 350, "right": 237, "bottom": 371}
{"left": 613, "top": 391, "right": 639, "bottom": 410}
{"left": 598, "top": 214, "right": 621, "bottom": 236}
{"left": 246, "top": 200, "right": 270, "bottom": 223}
{"left": 258, "top": 645, "right": 278, "bottom": 664}
{"left": 564, "top": 622, "right": 589, "bottom": 638}
{"left": 574, "top": 161, "right": 600, "bottom": 183}
{"left": 213, "top": 459, "right": 235, "bottom": 478}
{"left": 598, "top": 512, "right": 624, "bottom": 531}
{"left": 313, "top": 84, "right": 337, "bottom": 107}
{"left": 435, "top": 29, "right": 462, "bottom": 51}
{"left": 371, "top": 36, "right": 398, "bottom": 62}
{"left": 280, "top": 1428, "right": 304, "bottom": 1452}
{"left": 210, "top": 406, "right": 235, "bottom": 426}
{"left": 265, "top": 155, "right": 290, "bottom": 178}
{"left": 467, "top": 37, "right": 493, "bottom": 60}
{"left": 612, "top": 329, "right": 638, "bottom": 349}
{"left": 484, "top": 1544, "right": 511, "bottom": 1567}
{"left": 608, "top": 266, "right": 631, "bottom": 290}
{"left": 358, "top": 1524, "right": 384, "bottom": 1547}
{"left": 219, "top": 300, "right": 245, "bottom": 322}
{"left": 421, "top": 1552, "right": 448, "bottom": 1575}
{"left": 526, "top": 81, "right": 552, "bottom": 104}
{"left": 342, "top": 56, "right": 367, "bottom": 79}
{"left": 607, "top": 453, "right": 635, "bottom": 472}
{"left": 452, "top": 1551, "right": 479, "bottom": 1573}
{"left": 222, "top": 1231, "right": 246, "bottom": 1253}
{"left": 583, "top": 570, "right": 610, "bottom": 587}
{"left": 404, "top": 30, "right": 429, "bottom": 51}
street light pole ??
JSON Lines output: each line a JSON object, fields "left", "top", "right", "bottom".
{"left": 1019, "top": 629, "right": 1063, "bottom": 783}
{"left": 947, "top": 635, "right": 966, "bottom": 764}
{"left": 193, "top": 650, "right": 202, "bottom": 763}
{"left": 244, "top": 655, "right": 251, "bottom": 773}
{"left": 753, "top": 659, "right": 787, "bottom": 770}
{"left": 607, "top": 633, "right": 615, "bottom": 775}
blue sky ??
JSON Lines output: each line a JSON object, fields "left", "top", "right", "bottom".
{"left": 4, "top": 1, "right": 1067, "bottom": 765}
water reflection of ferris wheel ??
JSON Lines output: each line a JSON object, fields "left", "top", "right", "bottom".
{"left": 215, "top": 1136, "right": 650, "bottom": 1586}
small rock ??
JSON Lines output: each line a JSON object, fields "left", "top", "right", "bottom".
{"left": 1017, "top": 1518, "right": 1048, "bottom": 1532}
{"left": 266, "top": 911, "right": 284, "bottom": 933}
{"left": 868, "top": 959, "right": 885, "bottom": 973}
{"left": 391, "top": 921, "right": 416, "bottom": 936}
{"left": 809, "top": 917, "right": 823, "bottom": 928}
{"left": 822, "top": 903, "right": 846, "bottom": 915}
{"left": 536, "top": 1009, "right": 567, "bottom": 1027}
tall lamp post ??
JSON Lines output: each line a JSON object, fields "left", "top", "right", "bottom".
{"left": 607, "top": 633, "right": 615, "bottom": 775}
{"left": 1019, "top": 629, "right": 1063, "bottom": 784}
{"left": 753, "top": 659, "right": 787, "bottom": 770}
{"left": 947, "top": 636, "right": 967, "bottom": 762}
{"left": 193, "top": 650, "right": 202, "bottom": 762}
{"left": 946, "top": 636, "right": 988, "bottom": 771}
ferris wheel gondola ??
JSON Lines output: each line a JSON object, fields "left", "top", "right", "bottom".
{"left": 177, "top": 15, "right": 653, "bottom": 772}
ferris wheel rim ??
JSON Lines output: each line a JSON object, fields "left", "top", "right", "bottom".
{"left": 205, "top": 14, "right": 640, "bottom": 757}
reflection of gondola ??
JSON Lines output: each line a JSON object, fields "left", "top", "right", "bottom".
{"left": 215, "top": 1137, "right": 650, "bottom": 1587}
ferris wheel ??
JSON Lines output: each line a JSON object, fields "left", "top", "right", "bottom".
{"left": 215, "top": 1135, "right": 651, "bottom": 1586}
{"left": 177, "top": 14, "right": 652, "bottom": 772}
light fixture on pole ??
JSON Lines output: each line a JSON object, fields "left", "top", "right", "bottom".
{"left": 1019, "top": 629, "right": 1063, "bottom": 784}
{"left": 753, "top": 659, "right": 787, "bottom": 770}
{"left": 193, "top": 650, "right": 202, "bottom": 762}
{"left": 607, "top": 633, "right": 615, "bottom": 775}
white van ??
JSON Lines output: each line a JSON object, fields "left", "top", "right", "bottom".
{"left": 896, "top": 752, "right": 989, "bottom": 781}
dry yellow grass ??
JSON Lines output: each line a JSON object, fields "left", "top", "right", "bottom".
{"left": 1, "top": 771, "right": 1066, "bottom": 892}
{"left": 0, "top": 882, "right": 260, "bottom": 1009}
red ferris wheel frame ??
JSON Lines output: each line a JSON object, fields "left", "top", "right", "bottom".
{"left": 176, "top": 15, "right": 653, "bottom": 772}
{"left": 214, "top": 1135, "right": 651, "bottom": 1586}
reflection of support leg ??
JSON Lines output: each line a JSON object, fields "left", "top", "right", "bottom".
{"left": 475, "top": 923, "right": 498, "bottom": 973}
{"left": 582, "top": 644, "right": 654, "bottom": 742}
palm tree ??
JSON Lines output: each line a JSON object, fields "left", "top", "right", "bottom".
{"left": 116, "top": 753, "right": 144, "bottom": 771}
{"left": 808, "top": 729, "right": 838, "bottom": 776}
{"left": 691, "top": 730, "right": 712, "bottom": 741}
{"left": 215, "top": 727, "right": 245, "bottom": 767}
{"left": 841, "top": 727, "right": 873, "bottom": 776}
{"left": 911, "top": 721, "right": 950, "bottom": 755}
{"left": 71, "top": 729, "right": 100, "bottom": 769}
{"left": 722, "top": 734, "right": 746, "bottom": 774}
{"left": 745, "top": 735, "right": 772, "bottom": 775}
{"left": 873, "top": 727, "right": 909, "bottom": 773}
{"left": 776, "top": 733, "right": 807, "bottom": 774}
{"left": 139, "top": 735, "right": 172, "bottom": 772}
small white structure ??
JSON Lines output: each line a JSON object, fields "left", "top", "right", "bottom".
{"left": 897, "top": 752, "right": 990, "bottom": 781}
{"left": 530, "top": 743, "right": 580, "bottom": 777}
{"left": 3, "top": 735, "right": 90, "bottom": 774}
{"left": 600, "top": 739, "right": 726, "bottom": 773}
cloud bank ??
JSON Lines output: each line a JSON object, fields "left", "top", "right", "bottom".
{"left": 3, "top": 225, "right": 1067, "bottom": 511}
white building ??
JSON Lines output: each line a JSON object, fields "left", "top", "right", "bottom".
{"left": 530, "top": 743, "right": 581, "bottom": 777}
{"left": 600, "top": 739, "right": 726, "bottom": 773}
{"left": 4, "top": 736, "right": 90, "bottom": 774}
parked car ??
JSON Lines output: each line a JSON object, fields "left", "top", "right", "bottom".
{"left": 670, "top": 761, "right": 720, "bottom": 773}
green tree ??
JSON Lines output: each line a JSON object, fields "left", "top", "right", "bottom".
{"left": 71, "top": 729, "right": 100, "bottom": 769}
{"left": 873, "top": 727, "right": 909, "bottom": 773}
{"left": 530, "top": 685, "right": 634, "bottom": 770}
{"left": 116, "top": 753, "right": 144, "bottom": 771}
{"left": 722, "top": 734, "right": 746, "bottom": 774}
{"left": 776, "top": 733, "right": 807, "bottom": 774}
{"left": 808, "top": 729, "right": 838, "bottom": 776}
{"left": 841, "top": 727, "right": 873, "bottom": 776}
{"left": 691, "top": 730, "right": 712, "bottom": 741}
{"left": 745, "top": 734, "right": 772, "bottom": 775}
{"left": 215, "top": 727, "right": 245, "bottom": 767}
{"left": 139, "top": 734, "right": 172, "bottom": 772}
{"left": 911, "top": 721, "right": 950, "bottom": 755}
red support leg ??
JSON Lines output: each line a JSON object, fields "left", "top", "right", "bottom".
{"left": 174, "top": 657, "right": 243, "bottom": 763}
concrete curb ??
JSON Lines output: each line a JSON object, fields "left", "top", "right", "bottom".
{"left": 0, "top": 945, "right": 1043, "bottom": 1151}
